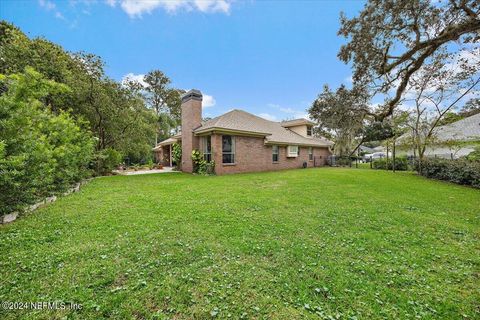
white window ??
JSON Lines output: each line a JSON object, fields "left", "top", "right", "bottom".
{"left": 272, "top": 145, "right": 279, "bottom": 162}
{"left": 287, "top": 145, "right": 298, "bottom": 157}
{"left": 201, "top": 136, "right": 212, "bottom": 162}
{"left": 222, "top": 135, "right": 235, "bottom": 164}
{"left": 307, "top": 126, "right": 312, "bottom": 136}
{"left": 308, "top": 147, "right": 313, "bottom": 161}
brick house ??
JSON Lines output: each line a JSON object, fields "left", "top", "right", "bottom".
{"left": 153, "top": 89, "right": 333, "bottom": 174}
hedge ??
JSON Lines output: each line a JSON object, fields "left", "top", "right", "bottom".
{"left": 416, "top": 158, "right": 480, "bottom": 188}
{"left": 0, "top": 69, "right": 94, "bottom": 216}
{"left": 372, "top": 157, "right": 409, "bottom": 171}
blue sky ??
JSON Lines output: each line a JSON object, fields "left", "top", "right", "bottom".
{"left": 1, "top": 0, "right": 365, "bottom": 120}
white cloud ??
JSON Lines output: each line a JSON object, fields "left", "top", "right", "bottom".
{"left": 55, "top": 11, "right": 66, "bottom": 20}
{"left": 202, "top": 94, "right": 216, "bottom": 108}
{"left": 257, "top": 113, "right": 278, "bottom": 121}
{"left": 39, "top": 0, "right": 67, "bottom": 20}
{"left": 105, "top": 0, "right": 117, "bottom": 7}
{"left": 268, "top": 103, "right": 310, "bottom": 120}
{"left": 116, "top": 0, "right": 231, "bottom": 18}
{"left": 122, "top": 73, "right": 147, "bottom": 87}
{"left": 39, "top": 0, "right": 56, "bottom": 11}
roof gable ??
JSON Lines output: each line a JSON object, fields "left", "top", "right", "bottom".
{"left": 194, "top": 109, "right": 333, "bottom": 147}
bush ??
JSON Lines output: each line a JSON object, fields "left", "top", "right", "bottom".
{"left": 191, "top": 149, "right": 215, "bottom": 175}
{"left": 172, "top": 143, "right": 181, "bottom": 169}
{"left": 466, "top": 145, "right": 480, "bottom": 161}
{"left": 94, "top": 148, "right": 122, "bottom": 175}
{"left": 335, "top": 156, "right": 354, "bottom": 166}
{"left": 372, "top": 157, "right": 408, "bottom": 171}
{"left": 0, "top": 68, "right": 94, "bottom": 216}
{"left": 416, "top": 158, "right": 480, "bottom": 188}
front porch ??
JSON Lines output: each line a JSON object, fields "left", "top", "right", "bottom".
{"left": 153, "top": 136, "right": 179, "bottom": 167}
{"left": 154, "top": 144, "right": 173, "bottom": 167}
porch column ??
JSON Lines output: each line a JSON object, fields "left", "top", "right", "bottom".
{"left": 169, "top": 144, "right": 172, "bottom": 167}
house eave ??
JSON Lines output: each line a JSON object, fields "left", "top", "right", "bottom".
{"left": 264, "top": 140, "right": 333, "bottom": 147}
{"left": 194, "top": 127, "right": 271, "bottom": 137}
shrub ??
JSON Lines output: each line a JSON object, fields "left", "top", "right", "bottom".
{"left": 172, "top": 143, "right": 181, "bottom": 169}
{"left": 191, "top": 149, "right": 215, "bottom": 175}
{"left": 94, "top": 148, "right": 122, "bottom": 175}
{"left": 416, "top": 158, "right": 480, "bottom": 188}
{"left": 147, "top": 159, "right": 154, "bottom": 170}
{"left": 0, "top": 68, "right": 94, "bottom": 216}
{"left": 199, "top": 160, "right": 215, "bottom": 175}
{"left": 466, "top": 145, "right": 480, "bottom": 161}
{"left": 372, "top": 157, "right": 408, "bottom": 171}
{"left": 335, "top": 156, "right": 354, "bottom": 166}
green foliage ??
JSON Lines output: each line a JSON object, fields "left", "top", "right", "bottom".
{"left": 94, "top": 148, "right": 122, "bottom": 175}
{"left": 363, "top": 121, "right": 394, "bottom": 142}
{"left": 372, "top": 157, "right": 409, "bottom": 171}
{"left": 199, "top": 160, "right": 215, "bottom": 175}
{"left": 460, "top": 98, "right": 480, "bottom": 117}
{"left": 416, "top": 158, "right": 480, "bottom": 188}
{"left": 139, "top": 70, "right": 183, "bottom": 142}
{"left": 338, "top": 0, "right": 479, "bottom": 120}
{"left": 147, "top": 158, "right": 154, "bottom": 170}
{"left": 437, "top": 111, "right": 464, "bottom": 126}
{"left": 191, "top": 149, "right": 215, "bottom": 175}
{"left": 171, "top": 143, "right": 182, "bottom": 167}
{"left": 309, "top": 85, "right": 368, "bottom": 156}
{"left": 1, "top": 170, "right": 479, "bottom": 319}
{"left": 466, "top": 145, "right": 480, "bottom": 161}
{"left": 0, "top": 68, "right": 94, "bottom": 216}
{"left": 0, "top": 21, "right": 156, "bottom": 172}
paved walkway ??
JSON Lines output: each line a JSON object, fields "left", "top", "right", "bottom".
{"left": 114, "top": 167, "right": 179, "bottom": 175}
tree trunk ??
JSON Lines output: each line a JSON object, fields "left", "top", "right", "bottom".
{"left": 386, "top": 143, "right": 389, "bottom": 169}
{"left": 392, "top": 139, "right": 396, "bottom": 173}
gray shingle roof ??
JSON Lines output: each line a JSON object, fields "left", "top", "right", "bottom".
{"left": 398, "top": 112, "right": 480, "bottom": 143}
{"left": 281, "top": 118, "right": 315, "bottom": 127}
{"left": 194, "top": 109, "right": 333, "bottom": 147}
{"left": 434, "top": 112, "right": 480, "bottom": 142}
{"left": 153, "top": 137, "right": 178, "bottom": 150}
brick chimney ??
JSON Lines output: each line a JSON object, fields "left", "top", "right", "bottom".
{"left": 181, "top": 89, "right": 203, "bottom": 173}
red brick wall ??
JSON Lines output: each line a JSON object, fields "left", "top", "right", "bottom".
{"left": 210, "top": 134, "right": 331, "bottom": 175}
{"left": 181, "top": 98, "right": 202, "bottom": 173}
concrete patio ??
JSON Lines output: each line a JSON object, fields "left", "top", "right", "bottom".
{"left": 114, "top": 167, "right": 178, "bottom": 176}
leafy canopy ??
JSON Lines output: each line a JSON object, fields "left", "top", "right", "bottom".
{"left": 338, "top": 0, "right": 480, "bottom": 120}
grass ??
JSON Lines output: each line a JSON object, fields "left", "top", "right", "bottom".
{"left": 356, "top": 162, "right": 372, "bottom": 169}
{"left": 1, "top": 168, "right": 479, "bottom": 319}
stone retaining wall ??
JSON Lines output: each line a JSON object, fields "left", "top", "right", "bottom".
{"left": 0, "top": 179, "right": 92, "bottom": 224}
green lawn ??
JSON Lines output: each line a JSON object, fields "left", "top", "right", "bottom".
{"left": 1, "top": 168, "right": 479, "bottom": 319}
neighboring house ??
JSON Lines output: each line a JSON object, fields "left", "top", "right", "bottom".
{"left": 153, "top": 89, "right": 333, "bottom": 174}
{"left": 358, "top": 146, "right": 375, "bottom": 154}
{"left": 397, "top": 112, "right": 480, "bottom": 158}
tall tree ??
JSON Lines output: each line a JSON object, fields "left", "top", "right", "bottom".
{"left": 401, "top": 49, "right": 480, "bottom": 165}
{"left": 460, "top": 98, "right": 480, "bottom": 117}
{"left": 139, "top": 70, "right": 183, "bottom": 144}
{"left": 309, "top": 85, "right": 369, "bottom": 156}
{"left": 338, "top": 0, "right": 480, "bottom": 121}
{"left": 0, "top": 21, "right": 158, "bottom": 169}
